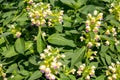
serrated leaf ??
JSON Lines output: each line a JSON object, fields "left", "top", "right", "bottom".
{"left": 48, "top": 33, "right": 76, "bottom": 47}
{"left": 28, "top": 71, "right": 42, "bottom": 80}
{"left": 15, "top": 38, "right": 25, "bottom": 54}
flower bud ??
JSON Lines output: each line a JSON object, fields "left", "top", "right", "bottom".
{"left": 15, "top": 32, "right": 21, "bottom": 38}
{"left": 80, "top": 36, "right": 84, "bottom": 41}
{"left": 40, "top": 65, "right": 46, "bottom": 73}
{"left": 94, "top": 10, "right": 98, "bottom": 15}
{"left": 112, "top": 74, "right": 117, "bottom": 79}
{"left": 105, "top": 41, "right": 110, "bottom": 46}
{"left": 105, "top": 30, "right": 110, "bottom": 35}
{"left": 93, "top": 27, "right": 99, "bottom": 33}
{"left": 85, "top": 75, "right": 90, "bottom": 80}
{"left": 87, "top": 42, "right": 93, "bottom": 48}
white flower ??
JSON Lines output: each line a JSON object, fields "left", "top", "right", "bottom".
{"left": 40, "top": 53, "right": 46, "bottom": 59}
{"left": 95, "top": 43, "right": 100, "bottom": 47}
{"left": 87, "top": 13, "right": 92, "bottom": 19}
{"left": 105, "top": 41, "right": 110, "bottom": 46}
{"left": 86, "top": 20, "right": 90, "bottom": 26}
{"left": 45, "top": 67, "right": 51, "bottom": 74}
{"left": 15, "top": 32, "right": 21, "bottom": 38}
{"left": 108, "top": 76, "right": 112, "bottom": 80}
{"left": 50, "top": 74, "right": 56, "bottom": 80}
{"left": 80, "top": 36, "right": 84, "bottom": 41}
{"left": 40, "top": 65, "right": 46, "bottom": 73}
{"left": 93, "top": 27, "right": 99, "bottom": 33}
{"left": 77, "top": 70, "right": 82, "bottom": 75}
{"left": 105, "top": 30, "right": 110, "bottom": 35}
{"left": 97, "top": 13, "right": 103, "bottom": 20}
{"left": 61, "top": 54, "right": 65, "bottom": 58}
{"left": 91, "top": 17, "right": 96, "bottom": 23}
{"left": 95, "top": 21, "right": 101, "bottom": 27}
{"left": 95, "top": 35, "right": 100, "bottom": 41}
{"left": 86, "top": 25, "right": 91, "bottom": 32}
{"left": 87, "top": 42, "right": 93, "bottom": 48}
{"left": 94, "top": 10, "right": 98, "bottom": 15}
{"left": 112, "top": 74, "right": 117, "bottom": 79}
{"left": 90, "top": 56, "right": 94, "bottom": 60}
{"left": 71, "top": 69, "right": 76, "bottom": 74}
{"left": 85, "top": 75, "right": 90, "bottom": 80}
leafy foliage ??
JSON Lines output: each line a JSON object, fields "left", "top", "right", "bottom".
{"left": 0, "top": 0, "right": 120, "bottom": 80}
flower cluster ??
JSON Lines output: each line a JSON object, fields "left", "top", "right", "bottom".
{"left": 109, "top": 1, "right": 120, "bottom": 21}
{"left": 80, "top": 10, "right": 120, "bottom": 60}
{"left": 0, "top": 64, "right": 7, "bottom": 80}
{"left": 27, "top": 0, "right": 63, "bottom": 27}
{"left": 80, "top": 10, "right": 103, "bottom": 60}
{"left": 76, "top": 64, "right": 96, "bottom": 80}
{"left": 80, "top": 10, "right": 103, "bottom": 49}
{"left": 105, "top": 26, "right": 119, "bottom": 46}
{"left": 39, "top": 45, "right": 65, "bottom": 80}
{"left": 106, "top": 61, "right": 120, "bottom": 80}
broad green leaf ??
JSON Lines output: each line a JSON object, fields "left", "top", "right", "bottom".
{"left": 37, "top": 31, "right": 45, "bottom": 53}
{"left": 116, "top": 45, "right": 120, "bottom": 52}
{"left": 0, "top": 32, "right": 11, "bottom": 37}
{"left": 54, "top": 24, "right": 63, "bottom": 32}
{"left": 0, "top": 37, "right": 5, "bottom": 45}
{"left": 68, "top": 75, "right": 76, "bottom": 80}
{"left": 100, "top": 45, "right": 109, "bottom": 53}
{"left": 12, "top": 75, "right": 24, "bottom": 80}
{"left": 15, "top": 38, "right": 25, "bottom": 54}
{"left": 28, "top": 71, "right": 42, "bottom": 80}
{"left": 71, "top": 47, "right": 86, "bottom": 67}
{"left": 6, "top": 63, "right": 18, "bottom": 73}
{"left": 25, "top": 41, "right": 33, "bottom": 51}
{"left": 29, "top": 56, "right": 38, "bottom": 65}
{"left": 96, "top": 75, "right": 105, "bottom": 80}
{"left": 89, "top": 62, "right": 98, "bottom": 68}
{"left": 2, "top": 46, "right": 18, "bottom": 58}
{"left": 60, "top": 0, "right": 75, "bottom": 8}
{"left": 75, "top": 0, "right": 87, "bottom": 8}
{"left": 63, "top": 21, "right": 71, "bottom": 28}
{"left": 105, "top": 54, "right": 111, "bottom": 65}
{"left": 19, "top": 70, "right": 29, "bottom": 76}
{"left": 60, "top": 73, "right": 70, "bottom": 80}
{"left": 48, "top": 33, "right": 76, "bottom": 47}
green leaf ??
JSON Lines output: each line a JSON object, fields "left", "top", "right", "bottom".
{"left": 105, "top": 54, "right": 111, "bottom": 65}
{"left": 37, "top": 31, "right": 45, "bottom": 53}
{"left": 0, "top": 32, "right": 11, "bottom": 37}
{"left": 28, "top": 71, "right": 42, "bottom": 80}
{"left": 96, "top": 75, "right": 105, "bottom": 80}
{"left": 12, "top": 75, "right": 24, "bottom": 80}
{"left": 2, "top": 46, "right": 18, "bottom": 58}
{"left": 54, "top": 24, "right": 63, "bottom": 32}
{"left": 29, "top": 56, "right": 38, "bottom": 65}
{"left": 71, "top": 47, "right": 86, "bottom": 67}
{"left": 0, "top": 37, "right": 5, "bottom": 45}
{"left": 68, "top": 75, "right": 76, "bottom": 80}
{"left": 15, "top": 38, "right": 25, "bottom": 54}
{"left": 25, "top": 41, "right": 33, "bottom": 51}
{"left": 116, "top": 45, "right": 120, "bottom": 52}
{"left": 48, "top": 33, "right": 76, "bottom": 47}
{"left": 60, "top": 0, "right": 75, "bottom": 8}
{"left": 6, "top": 63, "right": 18, "bottom": 73}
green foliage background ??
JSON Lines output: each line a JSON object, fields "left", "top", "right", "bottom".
{"left": 0, "top": 0, "right": 120, "bottom": 80}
